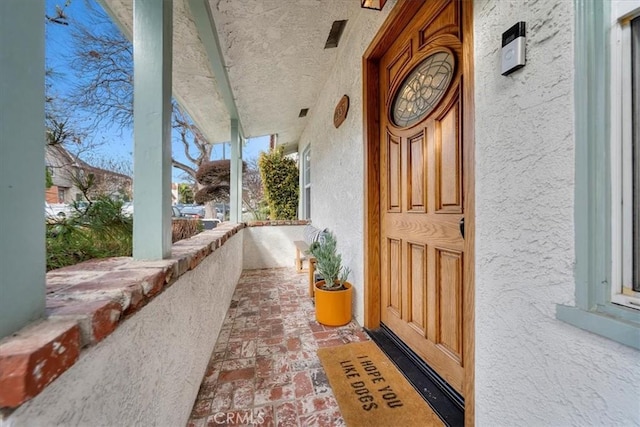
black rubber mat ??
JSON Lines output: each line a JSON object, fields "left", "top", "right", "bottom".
{"left": 367, "top": 325, "right": 465, "bottom": 427}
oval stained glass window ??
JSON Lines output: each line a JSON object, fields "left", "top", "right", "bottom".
{"left": 391, "top": 51, "right": 455, "bottom": 127}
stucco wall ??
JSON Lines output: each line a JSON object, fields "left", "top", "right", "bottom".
{"left": 243, "top": 225, "right": 305, "bottom": 270}
{"left": 297, "top": 1, "right": 396, "bottom": 325}
{"left": 474, "top": 0, "right": 640, "bottom": 425}
{"left": 2, "top": 233, "right": 243, "bottom": 427}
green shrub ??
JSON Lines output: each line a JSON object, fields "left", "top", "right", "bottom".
{"left": 258, "top": 146, "right": 299, "bottom": 220}
{"left": 172, "top": 218, "right": 203, "bottom": 242}
{"left": 46, "top": 197, "right": 133, "bottom": 271}
{"left": 45, "top": 167, "right": 53, "bottom": 189}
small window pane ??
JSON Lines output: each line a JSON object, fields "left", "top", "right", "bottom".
{"left": 304, "top": 150, "right": 310, "bottom": 184}
{"left": 391, "top": 51, "right": 455, "bottom": 127}
{"left": 632, "top": 16, "right": 640, "bottom": 291}
{"left": 302, "top": 147, "right": 311, "bottom": 220}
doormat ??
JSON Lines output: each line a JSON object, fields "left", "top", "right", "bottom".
{"left": 317, "top": 341, "right": 443, "bottom": 427}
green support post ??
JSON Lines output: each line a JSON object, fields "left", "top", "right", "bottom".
{"left": 0, "top": 1, "right": 46, "bottom": 339}
{"left": 230, "top": 119, "right": 243, "bottom": 223}
{"left": 132, "top": 0, "right": 173, "bottom": 259}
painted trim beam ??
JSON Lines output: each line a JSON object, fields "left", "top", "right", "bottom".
{"left": 187, "top": 0, "right": 244, "bottom": 136}
{"left": 187, "top": 0, "right": 249, "bottom": 217}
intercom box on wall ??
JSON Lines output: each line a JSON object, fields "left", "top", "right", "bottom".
{"left": 501, "top": 22, "right": 526, "bottom": 75}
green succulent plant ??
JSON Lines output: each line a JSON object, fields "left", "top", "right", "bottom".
{"left": 308, "top": 231, "right": 350, "bottom": 290}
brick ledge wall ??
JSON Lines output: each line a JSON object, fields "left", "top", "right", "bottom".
{"left": 245, "top": 220, "right": 310, "bottom": 227}
{"left": 0, "top": 222, "right": 245, "bottom": 411}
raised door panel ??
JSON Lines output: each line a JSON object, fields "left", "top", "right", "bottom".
{"left": 407, "top": 242, "right": 427, "bottom": 334}
{"left": 425, "top": 120, "right": 437, "bottom": 214}
{"left": 386, "top": 41, "right": 412, "bottom": 98}
{"left": 436, "top": 92, "right": 462, "bottom": 213}
{"left": 408, "top": 132, "right": 426, "bottom": 212}
{"left": 418, "top": 0, "right": 461, "bottom": 48}
{"left": 387, "top": 133, "right": 402, "bottom": 212}
{"left": 386, "top": 238, "right": 402, "bottom": 317}
{"left": 436, "top": 248, "right": 463, "bottom": 363}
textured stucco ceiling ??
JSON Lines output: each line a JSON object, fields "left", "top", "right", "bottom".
{"left": 102, "top": 0, "right": 362, "bottom": 148}
{"left": 208, "top": 0, "right": 361, "bottom": 147}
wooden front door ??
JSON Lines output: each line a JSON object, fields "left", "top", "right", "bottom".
{"left": 378, "top": 0, "right": 470, "bottom": 396}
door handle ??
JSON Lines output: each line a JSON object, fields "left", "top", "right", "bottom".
{"left": 459, "top": 217, "right": 465, "bottom": 239}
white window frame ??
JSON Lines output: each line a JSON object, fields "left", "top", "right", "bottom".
{"left": 610, "top": 0, "right": 640, "bottom": 310}
{"left": 57, "top": 187, "right": 66, "bottom": 203}
{"left": 302, "top": 145, "right": 311, "bottom": 219}
{"left": 556, "top": 0, "right": 640, "bottom": 350}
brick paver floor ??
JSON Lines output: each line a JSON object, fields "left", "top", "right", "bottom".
{"left": 187, "top": 267, "right": 371, "bottom": 427}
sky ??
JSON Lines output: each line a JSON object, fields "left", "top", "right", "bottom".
{"left": 45, "top": 0, "right": 270, "bottom": 182}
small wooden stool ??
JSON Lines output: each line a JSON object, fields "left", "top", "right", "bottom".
{"left": 293, "top": 240, "right": 310, "bottom": 273}
{"left": 293, "top": 240, "right": 318, "bottom": 297}
{"left": 308, "top": 257, "right": 317, "bottom": 298}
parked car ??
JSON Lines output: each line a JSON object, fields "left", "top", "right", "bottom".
{"left": 121, "top": 202, "right": 134, "bottom": 216}
{"left": 180, "top": 204, "right": 205, "bottom": 219}
{"left": 121, "top": 203, "right": 183, "bottom": 218}
{"left": 71, "top": 201, "right": 89, "bottom": 211}
{"left": 202, "top": 218, "right": 221, "bottom": 230}
{"left": 215, "top": 203, "right": 227, "bottom": 221}
{"left": 45, "top": 202, "right": 72, "bottom": 219}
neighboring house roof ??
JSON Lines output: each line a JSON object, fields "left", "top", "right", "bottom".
{"left": 80, "top": 162, "right": 132, "bottom": 182}
{"left": 45, "top": 144, "right": 132, "bottom": 199}
{"left": 45, "top": 144, "right": 81, "bottom": 190}
{"left": 45, "top": 143, "right": 77, "bottom": 166}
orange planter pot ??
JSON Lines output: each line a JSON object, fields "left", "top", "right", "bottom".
{"left": 314, "top": 281, "right": 352, "bottom": 326}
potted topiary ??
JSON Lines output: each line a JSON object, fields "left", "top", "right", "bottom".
{"left": 308, "top": 231, "right": 352, "bottom": 326}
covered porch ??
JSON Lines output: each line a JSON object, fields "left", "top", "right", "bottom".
{"left": 2, "top": 1, "right": 402, "bottom": 423}
{"left": 2, "top": 0, "right": 640, "bottom": 426}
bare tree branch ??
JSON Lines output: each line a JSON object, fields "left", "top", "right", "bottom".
{"left": 46, "top": 1, "right": 72, "bottom": 26}
{"left": 242, "top": 158, "right": 266, "bottom": 219}
{"left": 177, "top": 127, "right": 201, "bottom": 165}
{"left": 171, "top": 159, "right": 197, "bottom": 178}
{"left": 67, "top": 10, "right": 133, "bottom": 131}
{"left": 65, "top": 8, "right": 215, "bottom": 188}
{"left": 172, "top": 102, "right": 212, "bottom": 164}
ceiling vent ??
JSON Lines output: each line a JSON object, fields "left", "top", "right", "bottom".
{"left": 299, "top": 108, "right": 309, "bottom": 118}
{"left": 324, "top": 20, "right": 348, "bottom": 49}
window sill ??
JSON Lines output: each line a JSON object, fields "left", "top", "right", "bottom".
{"left": 0, "top": 222, "right": 245, "bottom": 410}
{"left": 556, "top": 304, "right": 640, "bottom": 350}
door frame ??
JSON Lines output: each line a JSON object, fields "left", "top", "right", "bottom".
{"left": 362, "top": 1, "right": 475, "bottom": 424}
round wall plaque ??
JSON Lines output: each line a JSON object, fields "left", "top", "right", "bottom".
{"left": 333, "top": 95, "right": 349, "bottom": 128}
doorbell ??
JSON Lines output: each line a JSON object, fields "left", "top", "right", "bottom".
{"left": 501, "top": 22, "right": 526, "bottom": 76}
